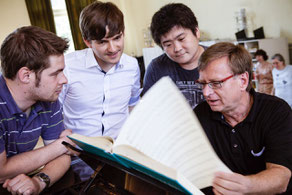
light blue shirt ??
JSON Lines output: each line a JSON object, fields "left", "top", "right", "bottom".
{"left": 272, "top": 65, "right": 292, "bottom": 108}
{"left": 59, "top": 48, "right": 141, "bottom": 139}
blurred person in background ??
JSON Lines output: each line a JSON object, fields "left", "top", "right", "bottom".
{"left": 272, "top": 53, "right": 292, "bottom": 108}
{"left": 255, "top": 49, "right": 273, "bottom": 95}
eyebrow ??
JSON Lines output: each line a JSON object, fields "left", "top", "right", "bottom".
{"left": 197, "top": 78, "right": 224, "bottom": 83}
{"left": 161, "top": 32, "right": 185, "bottom": 45}
{"left": 103, "top": 32, "right": 123, "bottom": 40}
{"left": 49, "top": 68, "right": 63, "bottom": 76}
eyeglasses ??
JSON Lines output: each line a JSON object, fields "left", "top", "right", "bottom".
{"left": 196, "top": 75, "right": 235, "bottom": 89}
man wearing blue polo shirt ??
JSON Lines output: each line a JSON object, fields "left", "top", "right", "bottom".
{"left": 0, "top": 26, "right": 75, "bottom": 194}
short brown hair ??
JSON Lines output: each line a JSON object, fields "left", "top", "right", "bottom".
{"left": 198, "top": 42, "right": 253, "bottom": 91}
{"left": 0, "top": 26, "right": 68, "bottom": 83}
{"left": 79, "top": 1, "right": 124, "bottom": 41}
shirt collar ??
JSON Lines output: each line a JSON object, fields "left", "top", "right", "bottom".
{"left": 210, "top": 88, "right": 257, "bottom": 124}
{"left": 211, "top": 110, "right": 226, "bottom": 124}
{"left": 245, "top": 88, "right": 257, "bottom": 122}
{"left": 85, "top": 48, "right": 124, "bottom": 73}
{"left": 85, "top": 48, "right": 98, "bottom": 69}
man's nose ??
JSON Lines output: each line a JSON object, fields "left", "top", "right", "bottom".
{"left": 107, "top": 41, "right": 116, "bottom": 52}
{"left": 173, "top": 41, "right": 182, "bottom": 53}
{"left": 203, "top": 84, "right": 214, "bottom": 98}
{"left": 60, "top": 72, "right": 68, "bottom": 85}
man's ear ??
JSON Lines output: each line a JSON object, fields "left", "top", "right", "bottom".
{"left": 17, "top": 67, "right": 31, "bottom": 84}
{"left": 239, "top": 71, "right": 249, "bottom": 91}
{"left": 195, "top": 28, "right": 200, "bottom": 39}
{"left": 83, "top": 39, "right": 92, "bottom": 48}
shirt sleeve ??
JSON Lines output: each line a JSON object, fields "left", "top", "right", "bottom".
{"left": 41, "top": 101, "right": 65, "bottom": 141}
{"left": 265, "top": 101, "right": 292, "bottom": 171}
{"left": 129, "top": 59, "right": 142, "bottom": 106}
{"left": 142, "top": 60, "right": 158, "bottom": 96}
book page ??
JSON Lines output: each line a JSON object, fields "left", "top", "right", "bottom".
{"left": 114, "top": 77, "right": 231, "bottom": 189}
{"left": 113, "top": 145, "right": 204, "bottom": 194}
{"left": 69, "top": 134, "right": 114, "bottom": 152}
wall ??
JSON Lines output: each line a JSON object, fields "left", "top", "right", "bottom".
{"left": 0, "top": 0, "right": 291, "bottom": 57}
{"left": 118, "top": 0, "right": 292, "bottom": 56}
{"left": 0, "top": 0, "right": 31, "bottom": 45}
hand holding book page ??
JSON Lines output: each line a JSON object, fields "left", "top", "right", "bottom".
{"left": 113, "top": 76, "right": 231, "bottom": 192}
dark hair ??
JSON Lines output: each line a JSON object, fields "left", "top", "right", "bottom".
{"left": 255, "top": 49, "right": 268, "bottom": 61}
{"left": 272, "top": 53, "right": 285, "bottom": 64}
{"left": 0, "top": 26, "right": 68, "bottom": 83}
{"left": 80, "top": 1, "right": 124, "bottom": 41}
{"left": 150, "top": 3, "right": 198, "bottom": 47}
{"left": 198, "top": 42, "right": 253, "bottom": 92}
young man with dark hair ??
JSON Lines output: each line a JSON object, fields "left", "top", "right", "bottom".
{"left": 143, "top": 3, "right": 205, "bottom": 109}
{"left": 0, "top": 26, "right": 75, "bottom": 194}
{"left": 195, "top": 42, "right": 292, "bottom": 194}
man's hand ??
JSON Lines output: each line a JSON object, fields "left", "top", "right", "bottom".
{"left": 59, "top": 129, "right": 72, "bottom": 138}
{"left": 2, "top": 174, "right": 43, "bottom": 195}
{"left": 213, "top": 163, "right": 291, "bottom": 195}
{"left": 58, "top": 129, "right": 79, "bottom": 156}
{"left": 212, "top": 171, "right": 252, "bottom": 195}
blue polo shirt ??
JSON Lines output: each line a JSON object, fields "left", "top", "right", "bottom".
{"left": 0, "top": 75, "right": 65, "bottom": 157}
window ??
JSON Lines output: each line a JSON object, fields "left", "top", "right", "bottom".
{"left": 50, "top": 0, "right": 74, "bottom": 53}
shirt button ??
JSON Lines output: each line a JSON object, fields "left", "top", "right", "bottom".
{"left": 231, "top": 129, "right": 236, "bottom": 133}
{"left": 233, "top": 144, "right": 238, "bottom": 148}
{"left": 20, "top": 114, "right": 23, "bottom": 117}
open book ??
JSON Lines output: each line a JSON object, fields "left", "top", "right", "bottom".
{"left": 69, "top": 77, "right": 231, "bottom": 194}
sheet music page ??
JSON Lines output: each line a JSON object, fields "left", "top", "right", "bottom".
{"left": 114, "top": 77, "right": 231, "bottom": 189}
{"left": 69, "top": 134, "right": 114, "bottom": 152}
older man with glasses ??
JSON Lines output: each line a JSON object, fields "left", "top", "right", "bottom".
{"left": 194, "top": 42, "right": 292, "bottom": 194}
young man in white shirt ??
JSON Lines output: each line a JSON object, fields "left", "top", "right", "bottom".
{"left": 58, "top": 1, "right": 141, "bottom": 183}
{"left": 59, "top": 1, "right": 141, "bottom": 139}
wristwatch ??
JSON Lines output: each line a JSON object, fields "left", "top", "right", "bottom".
{"left": 35, "top": 172, "right": 50, "bottom": 189}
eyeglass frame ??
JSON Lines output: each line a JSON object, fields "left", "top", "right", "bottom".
{"left": 196, "top": 74, "right": 235, "bottom": 89}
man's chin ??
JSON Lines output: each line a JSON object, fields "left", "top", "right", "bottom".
{"left": 209, "top": 104, "right": 222, "bottom": 112}
{"left": 174, "top": 57, "right": 193, "bottom": 66}
{"left": 41, "top": 96, "right": 58, "bottom": 102}
{"left": 108, "top": 51, "right": 122, "bottom": 62}
{"left": 105, "top": 56, "right": 121, "bottom": 66}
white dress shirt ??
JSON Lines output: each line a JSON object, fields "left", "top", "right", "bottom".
{"left": 59, "top": 48, "right": 141, "bottom": 139}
